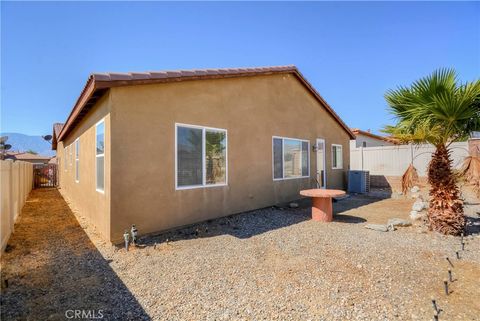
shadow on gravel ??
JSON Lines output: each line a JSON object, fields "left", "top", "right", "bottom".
{"left": 0, "top": 189, "right": 151, "bottom": 321}
{"left": 333, "top": 214, "right": 367, "bottom": 224}
{"left": 139, "top": 195, "right": 380, "bottom": 246}
{"left": 141, "top": 205, "right": 312, "bottom": 245}
{"left": 334, "top": 194, "right": 385, "bottom": 215}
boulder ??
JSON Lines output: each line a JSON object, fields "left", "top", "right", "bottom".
{"left": 387, "top": 218, "right": 412, "bottom": 227}
{"left": 412, "top": 200, "right": 426, "bottom": 212}
{"left": 365, "top": 224, "right": 389, "bottom": 232}
{"left": 411, "top": 186, "right": 420, "bottom": 193}
{"left": 410, "top": 210, "right": 423, "bottom": 221}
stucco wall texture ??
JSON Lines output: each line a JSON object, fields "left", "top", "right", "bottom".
{"left": 57, "top": 94, "right": 112, "bottom": 240}
{"left": 58, "top": 73, "right": 350, "bottom": 243}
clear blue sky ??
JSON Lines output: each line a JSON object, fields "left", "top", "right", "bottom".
{"left": 2, "top": 1, "right": 479, "bottom": 136}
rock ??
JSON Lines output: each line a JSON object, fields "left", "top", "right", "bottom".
{"left": 365, "top": 224, "right": 389, "bottom": 232}
{"left": 412, "top": 200, "right": 426, "bottom": 212}
{"left": 289, "top": 202, "right": 299, "bottom": 208}
{"left": 411, "top": 186, "right": 420, "bottom": 193}
{"left": 387, "top": 218, "right": 412, "bottom": 227}
{"left": 409, "top": 210, "right": 423, "bottom": 221}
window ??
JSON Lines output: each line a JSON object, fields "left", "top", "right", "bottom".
{"left": 64, "top": 146, "right": 68, "bottom": 171}
{"left": 69, "top": 144, "right": 73, "bottom": 166}
{"left": 96, "top": 120, "right": 105, "bottom": 192}
{"left": 75, "top": 139, "right": 80, "bottom": 182}
{"left": 332, "top": 144, "right": 343, "bottom": 169}
{"left": 362, "top": 141, "right": 367, "bottom": 148}
{"left": 176, "top": 123, "right": 227, "bottom": 189}
{"left": 273, "top": 137, "right": 309, "bottom": 180}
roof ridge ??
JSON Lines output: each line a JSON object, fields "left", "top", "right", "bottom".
{"left": 91, "top": 65, "right": 297, "bottom": 81}
{"left": 56, "top": 65, "right": 355, "bottom": 142}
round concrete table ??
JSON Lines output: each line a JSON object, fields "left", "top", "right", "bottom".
{"left": 300, "top": 189, "right": 346, "bottom": 222}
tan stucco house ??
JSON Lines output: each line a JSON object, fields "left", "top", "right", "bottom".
{"left": 52, "top": 65, "right": 354, "bottom": 243}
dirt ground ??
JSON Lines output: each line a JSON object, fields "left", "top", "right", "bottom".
{"left": 1, "top": 188, "right": 479, "bottom": 320}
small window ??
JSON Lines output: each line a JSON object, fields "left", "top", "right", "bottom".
{"left": 176, "top": 123, "right": 227, "bottom": 189}
{"left": 332, "top": 144, "right": 343, "bottom": 169}
{"left": 362, "top": 141, "right": 367, "bottom": 148}
{"left": 273, "top": 137, "right": 309, "bottom": 180}
{"left": 75, "top": 139, "right": 80, "bottom": 182}
{"left": 64, "top": 146, "right": 67, "bottom": 170}
{"left": 96, "top": 120, "right": 105, "bottom": 192}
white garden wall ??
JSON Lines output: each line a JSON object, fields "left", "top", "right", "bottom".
{"left": 350, "top": 142, "right": 469, "bottom": 177}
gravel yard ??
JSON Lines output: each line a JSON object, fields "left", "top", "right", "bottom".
{"left": 1, "top": 188, "right": 479, "bottom": 321}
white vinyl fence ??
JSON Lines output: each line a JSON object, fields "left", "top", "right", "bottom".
{"left": 350, "top": 142, "right": 469, "bottom": 177}
{"left": 1, "top": 160, "right": 33, "bottom": 252}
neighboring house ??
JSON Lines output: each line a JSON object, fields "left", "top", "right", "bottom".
{"left": 350, "top": 128, "right": 397, "bottom": 148}
{"left": 4, "top": 151, "right": 52, "bottom": 164}
{"left": 52, "top": 65, "right": 355, "bottom": 243}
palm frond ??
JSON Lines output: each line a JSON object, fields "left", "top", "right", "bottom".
{"left": 401, "top": 164, "right": 419, "bottom": 195}
{"left": 460, "top": 156, "right": 480, "bottom": 196}
{"left": 384, "top": 69, "right": 480, "bottom": 145}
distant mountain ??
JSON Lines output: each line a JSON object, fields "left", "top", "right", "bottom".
{"left": 0, "top": 133, "right": 55, "bottom": 157}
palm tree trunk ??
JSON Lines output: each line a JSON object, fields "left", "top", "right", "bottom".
{"left": 427, "top": 144, "right": 465, "bottom": 235}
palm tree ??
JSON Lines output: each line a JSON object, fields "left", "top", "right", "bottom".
{"left": 384, "top": 69, "right": 480, "bottom": 235}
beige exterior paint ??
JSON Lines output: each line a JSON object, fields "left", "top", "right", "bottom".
{"left": 57, "top": 94, "right": 112, "bottom": 240}
{"left": 58, "top": 73, "right": 350, "bottom": 243}
{"left": 108, "top": 73, "right": 350, "bottom": 242}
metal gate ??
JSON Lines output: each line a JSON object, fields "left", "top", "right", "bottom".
{"left": 33, "top": 164, "right": 57, "bottom": 188}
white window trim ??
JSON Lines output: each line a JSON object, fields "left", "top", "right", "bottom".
{"left": 75, "top": 138, "right": 80, "bottom": 183}
{"left": 64, "top": 145, "right": 68, "bottom": 171}
{"left": 331, "top": 144, "right": 343, "bottom": 169}
{"left": 272, "top": 136, "right": 310, "bottom": 181}
{"left": 175, "top": 123, "right": 228, "bottom": 190}
{"left": 95, "top": 119, "right": 105, "bottom": 194}
{"left": 69, "top": 144, "right": 73, "bottom": 167}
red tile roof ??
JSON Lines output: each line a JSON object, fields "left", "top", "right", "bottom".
{"left": 55, "top": 65, "right": 355, "bottom": 145}
{"left": 350, "top": 128, "right": 399, "bottom": 144}
{"left": 5, "top": 152, "right": 51, "bottom": 161}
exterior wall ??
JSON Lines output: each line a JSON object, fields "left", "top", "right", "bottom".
{"left": 1, "top": 160, "right": 33, "bottom": 253}
{"left": 350, "top": 134, "right": 394, "bottom": 148}
{"left": 57, "top": 94, "right": 112, "bottom": 240}
{"left": 109, "top": 73, "right": 351, "bottom": 242}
